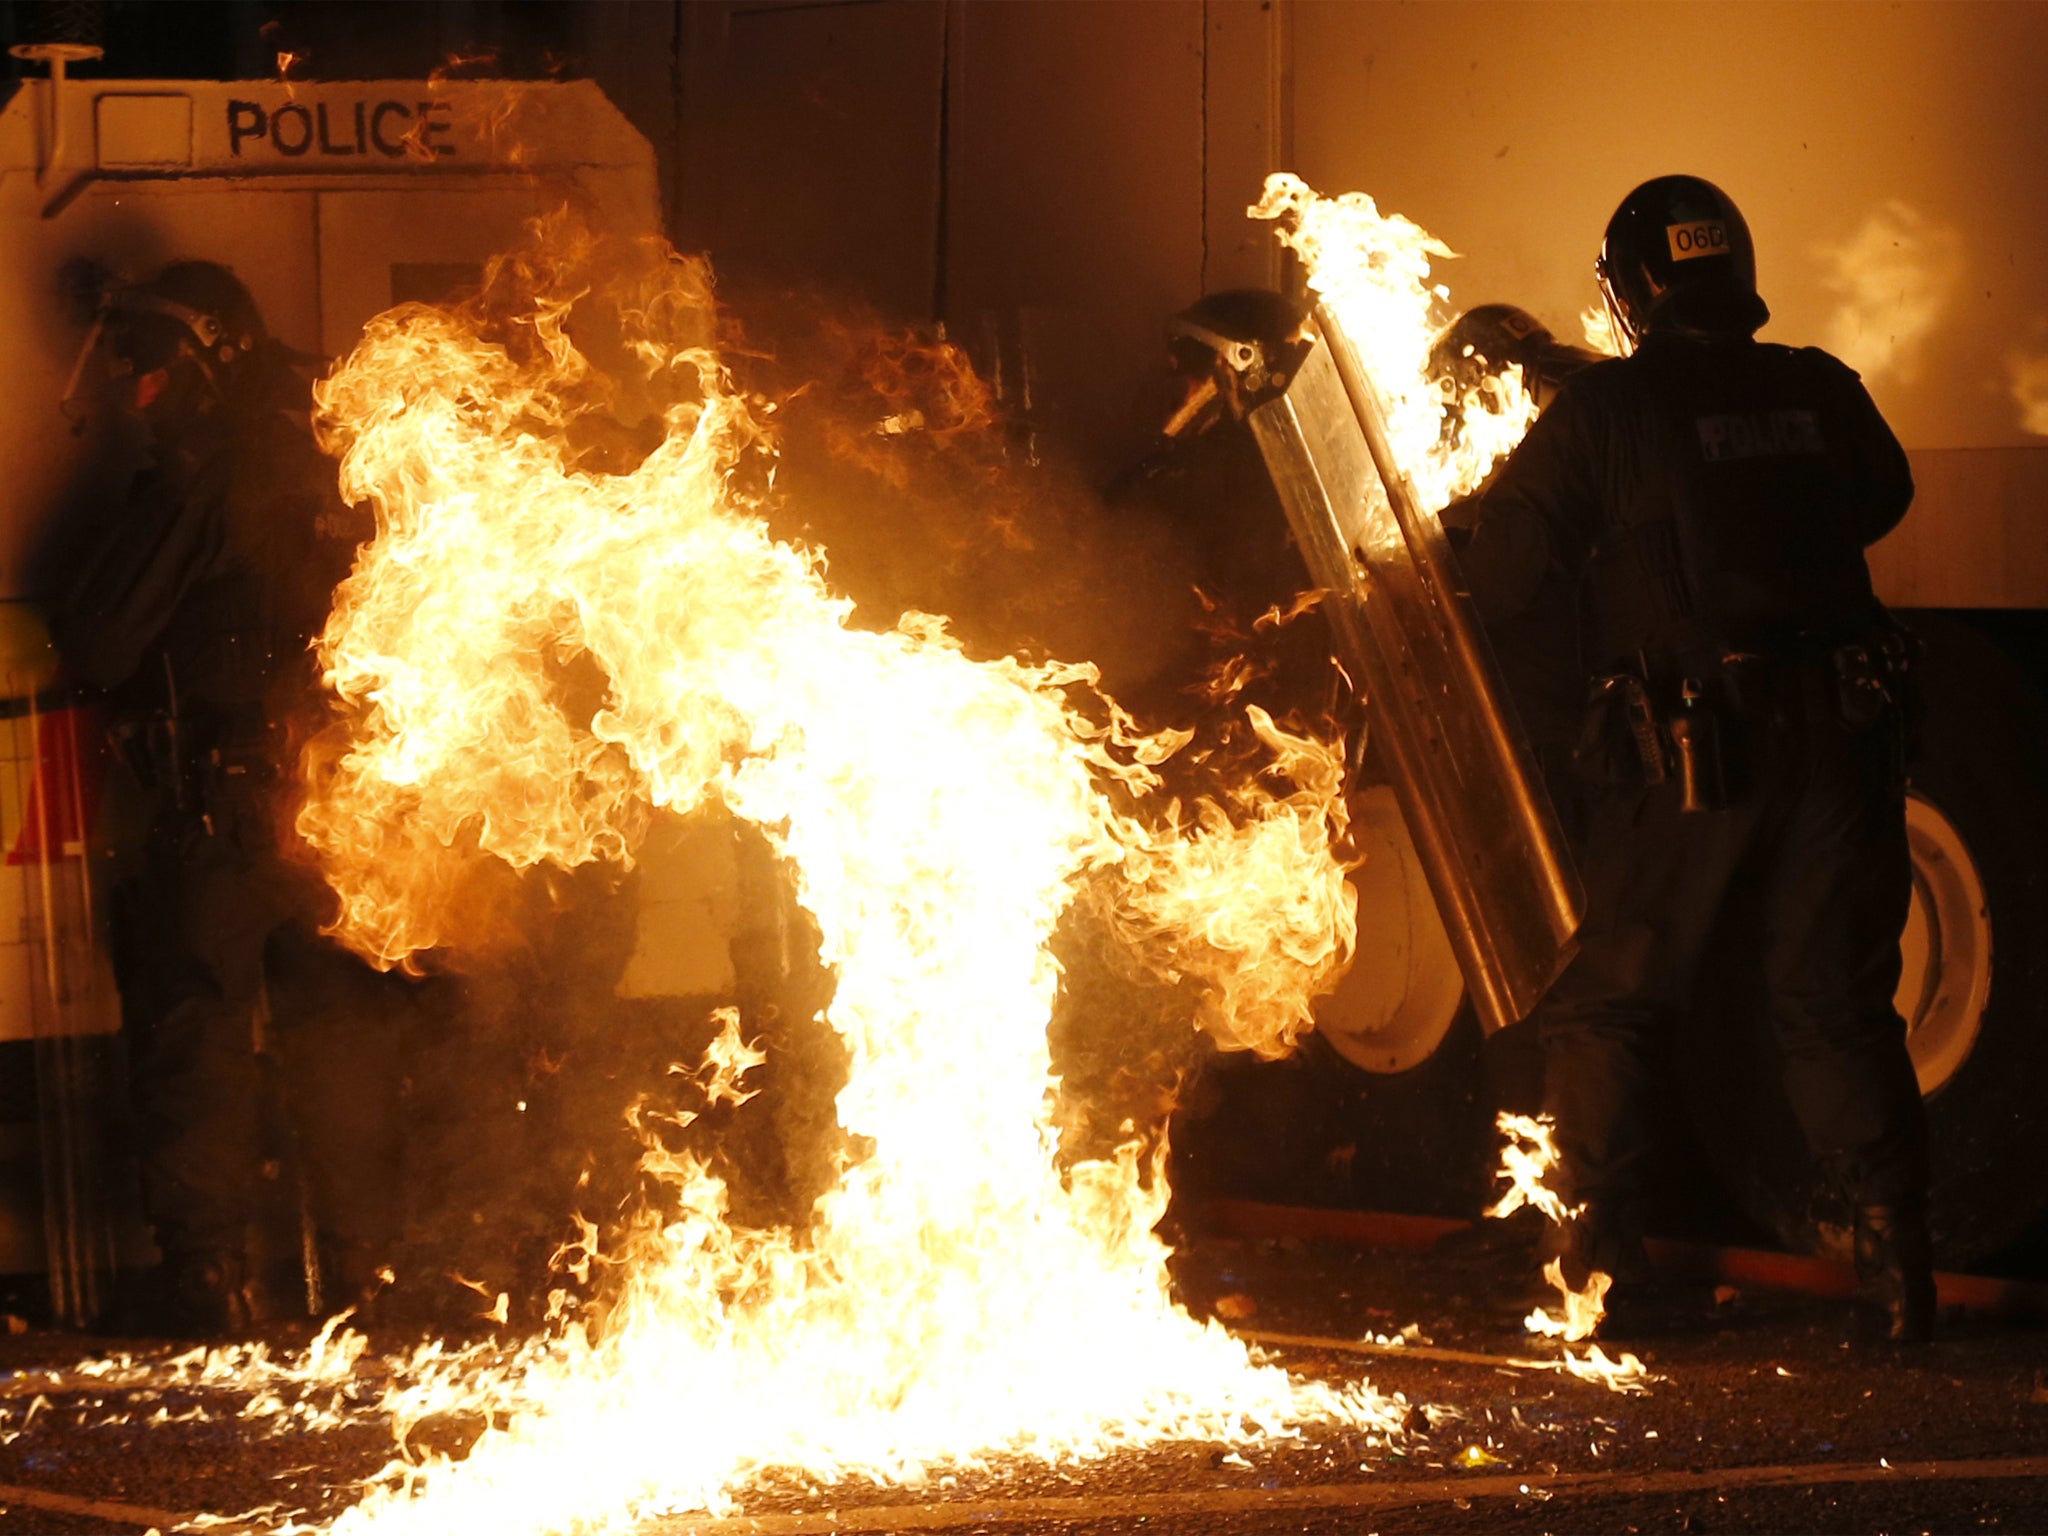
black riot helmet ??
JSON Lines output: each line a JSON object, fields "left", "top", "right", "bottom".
{"left": 1429, "top": 303, "right": 1601, "bottom": 412}
{"left": 1163, "top": 288, "right": 1312, "bottom": 437}
{"left": 1102, "top": 288, "right": 1311, "bottom": 501}
{"left": 1594, "top": 176, "right": 1769, "bottom": 355}
{"left": 106, "top": 260, "right": 266, "bottom": 400}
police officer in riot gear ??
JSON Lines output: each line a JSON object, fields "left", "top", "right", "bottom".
{"left": 50, "top": 261, "right": 406, "bottom": 1334}
{"left": 1459, "top": 176, "right": 1933, "bottom": 1341}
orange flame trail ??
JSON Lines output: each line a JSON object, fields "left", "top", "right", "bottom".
{"left": 292, "top": 221, "right": 1390, "bottom": 1532}
{"left": 1249, "top": 173, "right": 1538, "bottom": 511}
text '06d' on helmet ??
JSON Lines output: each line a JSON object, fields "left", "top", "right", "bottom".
{"left": 1594, "top": 175, "right": 1770, "bottom": 355}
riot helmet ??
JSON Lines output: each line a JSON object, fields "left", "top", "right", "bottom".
{"left": 1429, "top": 302, "right": 1601, "bottom": 412}
{"left": 105, "top": 261, "right": 266, "bottom": 410}
{"left": 1163, "top": 288, "right": 1312, "bottom": 438}
{"left": 1594, "top": 176, "right": 1768, "bottom": 355}
{"left": 1102, "top": 288, "right": 1311, "bottom": 501}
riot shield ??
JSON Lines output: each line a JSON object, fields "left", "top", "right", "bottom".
{"left": 1248, "top": 306, "right": 1581, "bottom": 1033}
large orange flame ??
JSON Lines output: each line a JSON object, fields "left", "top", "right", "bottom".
{"left": 288, "top": 216, "right": 1389, "bottom": 1532}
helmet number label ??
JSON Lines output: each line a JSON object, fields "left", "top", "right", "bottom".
{"left": 1667, "top": 219, "right": 1731, "bottom": 262}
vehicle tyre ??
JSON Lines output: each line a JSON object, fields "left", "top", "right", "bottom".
{"left": 1171, "top": 787, "right": 1496, "bottom": 1217}
{"left": 1679, "top": 612, "right": 2048, "bottom": 1268}
{"left": 1312, "top": 784, "right": 1494, "bottom": 1215}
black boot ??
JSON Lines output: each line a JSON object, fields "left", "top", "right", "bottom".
{"left": 1521, "top": 1201, "right": 1656, "bottom": 1333}
{"left": 1550, "top": 1200, "right": 1652, "bottom": 1292}
{"left": 1853, "top": 1204, "right": 1936, "bottom": 1344}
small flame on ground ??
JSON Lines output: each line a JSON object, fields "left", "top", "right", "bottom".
{"left": 1561, "top": 1343, "right": 1652, "bottom": 1395}
{"left": 1524, "top": 1257, "right": 1607, "bottom": 1342}
{"left": 1486, "top": 1111, "right": 1578, "bottom": 1225}
{"left": 1525, "top": 1259, "right": 1654, "bottom": 1396}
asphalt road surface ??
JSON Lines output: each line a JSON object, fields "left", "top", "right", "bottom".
{"left": 0, "top": 1236, "right": 2041, "bottom": 1534}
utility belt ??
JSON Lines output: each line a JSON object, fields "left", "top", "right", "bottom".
{"left": 1575, "top": 671, "right": 1728, "bottom": 812}
{"left": 1573, "top": 622, "right": 1921, "bottom": 812}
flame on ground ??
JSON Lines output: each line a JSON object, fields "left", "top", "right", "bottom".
{"left": 1561, "top": 1343, "right": 1652, "bottom": 1395}
{"left": 1485, "top": 1111, "right": 1579, "bottom": 1226}
{"left": 1484, "top": 1114, "right": 1653, "bottom": 1396}
{"left": 1525, "top": 1259, "right": 1653, "bottom": 1396}
{"left": 1525, "top": 1257, "right": 1607, "bottom": 1343}
{"left": 282, "top": 216, "right": 1390, "bottom": 1533}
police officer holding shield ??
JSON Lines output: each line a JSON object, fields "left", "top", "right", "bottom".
{"left": 1458, "top": 176, "right": 1933, "bottom": 1341}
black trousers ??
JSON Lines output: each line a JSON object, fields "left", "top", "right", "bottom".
{"left": 124, "top": 786, "right": 406, "bottom": 1259}
{"left": 1539, "top": 664, "right": 1928, "bottom": 1220}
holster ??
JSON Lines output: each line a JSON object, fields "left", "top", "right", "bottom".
{"left": 1831, "top": 642, "right": 1893, "bottom": 729}
{"left": 1574, "top": 672, "right": 1671, "bottom": 788}
{"left": 1831, "top": 619, "right": 1922, "bottom": 788}
{"left": 1573, "top": 666, "right": 1732, "bottom": 813}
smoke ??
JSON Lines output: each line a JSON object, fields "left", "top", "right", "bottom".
{"left": 1813, "top": 201, "right": 1963, "bottom": 387}
{"left": 2009, "top": 332, "right": 2048, "bottom": 437}
{"left": 717, "top": 283, "right": 1208, "bottom": 708}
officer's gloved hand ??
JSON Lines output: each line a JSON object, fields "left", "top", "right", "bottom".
{"left": 1439, "top": 493, "right": 1481, "bottom": 553}
{"left": 0, "top": 602, "right": 59, "bottom": 701}
{"left": 1438, "top": 493, "right": 1482, "bottom": 531}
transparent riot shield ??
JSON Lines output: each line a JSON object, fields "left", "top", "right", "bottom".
{"left": 1248, "top": 307, "right": 1582, "bottom": 1033}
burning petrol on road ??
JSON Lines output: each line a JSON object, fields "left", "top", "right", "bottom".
{"left": 0, "top": 168, "right": 1612, "bottom": 1531}
{"left": 4, "top": 5, "right": 2048, "bottom": 1534}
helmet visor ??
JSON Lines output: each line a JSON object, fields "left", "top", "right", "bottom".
{"left": 1594, "top": 255, "right": 1639, "bottom": 357}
